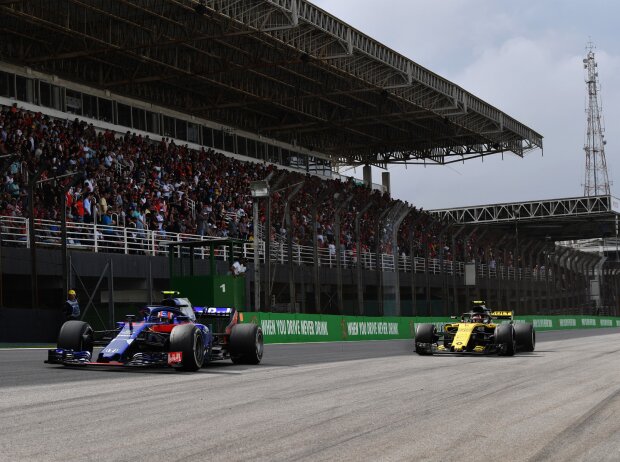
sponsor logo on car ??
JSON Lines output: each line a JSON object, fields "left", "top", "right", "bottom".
{"left": 168, "top": 351, "right": 183, "bottom": 365}
{"left": 491, "top": 311, "right": 513, "bottom": 317}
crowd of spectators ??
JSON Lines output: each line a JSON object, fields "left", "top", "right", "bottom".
{"left": 0, "top": 102, "right": 516, "bottom": 266}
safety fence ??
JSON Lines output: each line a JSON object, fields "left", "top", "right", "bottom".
{"left": 0, "top": 215, "right": 551, "bottom": 281}
{"left": 240, "top": 312, "right": 620, "bottom": 344}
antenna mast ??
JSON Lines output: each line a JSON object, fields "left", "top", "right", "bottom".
{"left": 583, "top": 42, "right": 610, "bottom": 196}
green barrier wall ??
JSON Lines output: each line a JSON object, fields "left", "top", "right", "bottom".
{"left": 515, "top": 315, "right": 620, "bottom": 331}
{"left": 240, "top": 313, "right": 620, "bottom": 344}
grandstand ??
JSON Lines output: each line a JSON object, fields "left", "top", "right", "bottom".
{"left": 0, "top": 1, "right": 614, "bottom": 342}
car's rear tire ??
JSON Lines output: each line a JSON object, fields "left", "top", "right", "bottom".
{"left": 58, "top": 320, "right": 94, "bottom": 354}
{"left": 169, "top": 324, "right": 205, "bottom": 371}
{"left": 415, "top": 323, "right": 436, "bottom": 355}
{"left": 494, "top": 323, "right": 516, "bottom": 356}
{"left": 229, "top": 323, "right": 263, "bottom": 365}
{"left": 514, "top": 322, "right": 536, "bottom": 352}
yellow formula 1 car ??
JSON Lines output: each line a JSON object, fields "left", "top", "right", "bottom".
{"left": 414, "top": 301, "right": 535, "bottom": 356}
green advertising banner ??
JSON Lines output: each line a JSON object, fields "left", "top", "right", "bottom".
{"left": 240, "top": 312, "right": 620, "bottom": 344}
{"left": 515, "top": 315, "right": 620, "bottom": 331}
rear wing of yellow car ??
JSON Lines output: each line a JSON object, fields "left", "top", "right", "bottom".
{"left": 491, "top": 311, "right": 513, "bottom": 321}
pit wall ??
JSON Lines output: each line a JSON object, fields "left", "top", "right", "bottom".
{"left": 239, "top": 313, "right": 620, "bottom": 344}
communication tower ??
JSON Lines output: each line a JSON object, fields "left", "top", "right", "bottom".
{"left": 583, "top": 43, "right": 610, "bottom": 196}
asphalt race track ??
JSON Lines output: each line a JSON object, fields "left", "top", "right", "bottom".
{"left": 1, "top": 329, "right": 619, "bottom": 462}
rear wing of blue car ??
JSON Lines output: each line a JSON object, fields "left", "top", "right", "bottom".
{"left": 193, "top": 307, "right": 235, "bottom": 317}
{"left": 193, "top": 307, "right": 239, "bottom": 335}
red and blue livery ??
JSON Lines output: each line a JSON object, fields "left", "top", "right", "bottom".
{"left": 46, "top": 296, "right": 263, "bottom": 371}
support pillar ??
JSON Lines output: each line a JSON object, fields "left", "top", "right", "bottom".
{"left": 285, "top": 182, "right": 304, "bottom": 313}
{"left": 363, "top": 165, "right": 372, "bottom": 189}
{"left": 334, "top": 193, "right": 353, "bottom": 314}
{"left": 391, "top": 202, "right": 412, "bottom": 316}
{"left": 355, "top": 202, "right": 373, "bottom": 316}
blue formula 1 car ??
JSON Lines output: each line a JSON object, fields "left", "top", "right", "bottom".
{"left": 46, "top": 295, "right": 263, "bottom": 371}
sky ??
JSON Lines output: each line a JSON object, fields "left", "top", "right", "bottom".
{"left": 311, "top": 0, "right": 620, "bottom": 210}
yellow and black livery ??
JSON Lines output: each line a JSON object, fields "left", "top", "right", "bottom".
{"left": 414, "top": 301, "right": 535, "bottom": 356}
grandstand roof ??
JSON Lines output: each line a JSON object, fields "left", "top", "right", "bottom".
{"left": 430, "top": 195, "right": 620, "bottom": 241}
{"left": 0, "top": 0, "right": 542, "bottom": 168}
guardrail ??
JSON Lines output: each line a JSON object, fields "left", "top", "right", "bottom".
{"left": 0, "top": 216, "right": 551, "bottom": 281}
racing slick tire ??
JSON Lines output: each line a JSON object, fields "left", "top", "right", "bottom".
{"left": 57, "top": 320, "right": 94, "bottom": 354}
{"left": 414, "top": 323, "right": 436, "bottom": 355}
{"left": 514, "top": 322, "right": 536, "bottom": 352}
{"left": 169, "top": 324, "right": 205, "bottom": 372}
{"left": 229, "top": 323, "right": 264, "bottom": 365}
{"left": 494, "top": 323, "right": 516, "bottom": 356}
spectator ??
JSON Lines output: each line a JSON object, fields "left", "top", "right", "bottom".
{"left": 99, "top": 192, "right": 108, "bottom": 216}
{"left": 101, "top": 208, "right": 116, "bottom": 236}
{"left": 64, "top": 289, "right": 80, "bottom": 321}
{"left": 229, "top": 215, "right": 239, "bottom": 238}
{"left": 74, "top": 194, "right": 85, "bottom": 223}
{"left": 0, "top": 104, "right": 481, "bottom": 271}
{"left": 230, "top": 258, "right": 247, "bottom": 276}
{"left": 83, "top": 192, "right": 92, "bottom": 223}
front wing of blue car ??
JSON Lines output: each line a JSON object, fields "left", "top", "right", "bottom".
{"left": 45, "top": 349, "right": 185, "bottom": 368}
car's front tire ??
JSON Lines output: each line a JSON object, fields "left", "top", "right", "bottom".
{"left": 58, "top": 320, "right": 94, "bottom": 354}
{"left": 414, "top": 323, "right": 436, "bottom": 355}
{"left": 169, "top": 324, "right": 205, "bottom": 371}
{"left": 494, "top": 323, "right": 516, "bottom": 356}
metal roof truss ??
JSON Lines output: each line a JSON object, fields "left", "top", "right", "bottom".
{"left": 431, "top": 195, "right": 617, "bottom": 224}
{"left": 0, "top": 0, "right": 542, "bottom": 167}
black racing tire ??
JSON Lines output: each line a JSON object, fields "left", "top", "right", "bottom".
{"left": 169, "top": 324, "right": 205, "bottom": 371}
{"left": 415, "top": 323, "right": 436, "bottom": 355}
{"left": 494, "top": 323, "right": 516, "bottom": 356}
{"left": 514, "top": 322, "right": 536, "bottom": 352}
{"left": 57, "top": 320, "right": 94, "bottom": 354}
{"left": 229, "top": 323, "right": 264, "bottom": 365}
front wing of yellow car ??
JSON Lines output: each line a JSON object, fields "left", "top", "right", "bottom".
{"left": 435, "top": 322, "right": 500, "bottom": 354}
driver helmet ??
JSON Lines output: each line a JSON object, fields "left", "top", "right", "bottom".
{"left": 156, "top": 310, "right": 175, "bottom": 323}
{"left": 471, "top": 313, "right": 484, "bottom": 323}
